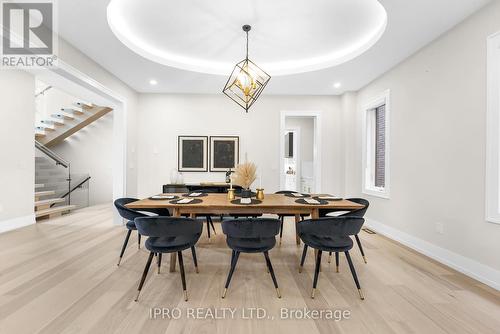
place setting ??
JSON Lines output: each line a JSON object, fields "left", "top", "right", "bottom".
{"left": 169, "top": 198, "right": 203, "bottom": 205}
{"left": 312, "top": 194, "right": 343, "bottom": 201}
{"left": 182, "top": 192, "right": 208, "bottom": 197}
{"left": 149, "top": 194, "right": 179, "bottom": 200}
{"left": 294, "top": 198, "right": 329, "bottom": 205}
{"left": 284, "top": 192, "right": 311, "bottom": 198}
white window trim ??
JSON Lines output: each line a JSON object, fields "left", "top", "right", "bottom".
{"left": 485, "top": 32, "right": 500, "bottom": 224}
{"left": 361, "top": 89, "right": 391, "bottom": 199}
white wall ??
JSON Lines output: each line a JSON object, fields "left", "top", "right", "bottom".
{"left": 0, "top": 71, "right": 35, "bottom": 231}
{"left": 137, "top": 94, "right": 342, "bottom": 197}
{"left": 344, "top": 1, "right": 500, "bottom": 285}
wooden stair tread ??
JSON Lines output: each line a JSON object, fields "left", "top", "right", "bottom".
{"left": 51, "top": 113, "right": 74, "bottom": 120}
{"left": 35, "top": 205, "right": 76, "bottom": 218}
{"left": 35, "top": 190, "right": 55, "bottom": 197}
{"left": 35, "top": 198, "right": 65, "bottom": 206}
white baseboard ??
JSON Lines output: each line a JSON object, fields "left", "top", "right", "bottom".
{"left": 365, "top": 218, "right": 500, "bottom": 291}
{"left": 0, "top": 214, "right": 35, "bottom": 234}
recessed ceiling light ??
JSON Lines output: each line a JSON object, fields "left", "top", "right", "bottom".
{"left": 334, "top": 82, "right": 342, "bottom": 88}
{"left": 149, "top": 79, "right": 158, "bottom": 85}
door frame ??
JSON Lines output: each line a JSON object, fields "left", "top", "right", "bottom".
{"left": 279, "top": 110, "right": 322, "bottom": 193}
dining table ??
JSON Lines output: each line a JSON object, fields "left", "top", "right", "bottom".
{"left": 126, "top": 193, "right": 365, "bottom": 272}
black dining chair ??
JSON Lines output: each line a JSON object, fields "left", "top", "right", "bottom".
{"left": 221, "top": 218, "right": 282, "bottom": 299}
{"left": 320, "top": 198, "right": 369, "bottom": 266}
{"left": 298, "top": 217, "right": 366, "bottom": 300}
{"left": 275, "top": 190, "right": 309, "bottom": 245}
{"left": 133, "top": 216, "right": 202, "bottom": 302}
{"left": 113, "top": 198, "right": 170, "bottom": 266}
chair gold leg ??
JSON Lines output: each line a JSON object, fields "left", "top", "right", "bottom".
{"left": 311, "top": 288, "right": 316, "bottom": 299}
{"left": 336, "top": 265, "right": 339, "bottom": 273}
{"left": 276, "top": 288, "right": 282, "bottom": 298}
{"left": 117, "top": 257, "right": 122, "bottom": 266}
{"left": 134, "top": 290, "right": 141, "bottom": 302}
{"left": 222, "top": 288, "right": 227, "bottom": 299}
{"left": 328, "top": 253, "right": 332, "bottom": 263}
{"left": 363, "top": 255, "right": 367, "bottom": 264}
{"left": 183, "top": 290, "right": 188, "bottom": 301}
{"left": 358, "top": 289, "right": 365, "bottom": 300}
{"left": 195, "top": 266, "right": 199, "bottom": 274}
{"left": 298, "top": 266, "right": 303, "bottom": 273}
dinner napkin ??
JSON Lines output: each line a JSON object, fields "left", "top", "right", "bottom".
{"left": 189, "top": 192, "right": 202, "bottom": 197}
{"left": 304, "top": 198, "right": 320, "bottom": 204}
{"left": 178, "top": 198, "right": 193, "bottom": 204}
{"left": 291, "top": 193, "right": 305, "bottom": 197}
{"left": 240, "top": 198, "right": 251, "bottom": 204}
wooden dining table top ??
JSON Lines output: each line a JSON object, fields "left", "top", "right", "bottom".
{"left": 126, "top": 193, "right": 364, "bottom": 214}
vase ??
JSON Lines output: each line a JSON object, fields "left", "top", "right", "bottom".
{"left": 240, "top": 188, "right": 252, "bottom": 198}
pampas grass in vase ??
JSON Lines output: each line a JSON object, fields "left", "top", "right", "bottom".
{"left": 232, "top": 162, "right": 257, "bottom": 198}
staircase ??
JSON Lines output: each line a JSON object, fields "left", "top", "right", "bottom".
{"left": 34, "top": 156, "right": 76, "bottom": 220}
{"left": 35, "top": 102, "right": 113, "bottom": 147}
{"left": 34, "top": 145, "right": 91, "bottom": 221}
{"left": 33, "top": 95, "right": 106, "bottom": 221}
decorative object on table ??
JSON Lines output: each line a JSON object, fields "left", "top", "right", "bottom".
{"left": 222, "top": 25, "right": 271, "bottom": 113}
{"left": 227, "top": 188, "right": 235, "bottom": 200}
{"left": 284, "top": 192, "right": 311, "bottom": 198}
{"left": 183, "top": 192, "right": 208, "bottom": 197}
{"left": 256, "top": 188, "right": 265, "bottom": 200}
{"left": 232, "top": 162, "right": 257, "bottom": 198}
{"left": 169, "top": 198, "right": 203, "bottom": 205}
{"left": 170, "top": 169, "right": 184, "bottom": 184}
{"left": 210, "top": 136, "right": 239, "bottom": 172}
{"left": 313, "top": 195, "right": 343, "bottom": 201}
{"left": 225, "top": 169, "right": 233, "bottom": 183}
{"left": 230, "top": 199, "right": 262, "bottom": 205}
{"left": 295, "top": 198, "right": 328, "bottom": 205}
{"left": 149, "top": 194, "right": 179, "bottom": 200}
{"left": 178, "top": 136, "right": 208, "bottom": 172}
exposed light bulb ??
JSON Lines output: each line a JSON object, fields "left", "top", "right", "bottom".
{"left": 149, "top": 79, "right": 158, "bottom": 85}
{"left": 333, "top": 82, "right": 341, "bottom": 88}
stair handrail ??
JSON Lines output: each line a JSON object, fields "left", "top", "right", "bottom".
{"left": 51, "top": 176, "right": 91, "bottom": 208}
{"left": 35, "top": 140, "right": 69, "bottom": 168}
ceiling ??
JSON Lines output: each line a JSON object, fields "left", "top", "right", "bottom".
{"left": 57, "top": 0, "right": 491, "bottom": 95}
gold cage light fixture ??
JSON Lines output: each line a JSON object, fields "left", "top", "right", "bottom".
{"left": 223, "top": 25, "right": 271, "bottom": 113}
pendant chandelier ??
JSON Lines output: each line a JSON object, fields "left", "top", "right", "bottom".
{"left": 223, "top": 25, "right": 271, "bottom": 113}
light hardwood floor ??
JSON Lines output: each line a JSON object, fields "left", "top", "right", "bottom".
{"left": 0, "top": 203, "right": 499, "bottom": 334}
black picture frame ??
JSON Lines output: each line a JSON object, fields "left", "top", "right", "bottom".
{"left": 178, "top": 136, "right": 208, "bottom": 172}
{"left": 209, "top": 136, "right": 240, "bottom": 172}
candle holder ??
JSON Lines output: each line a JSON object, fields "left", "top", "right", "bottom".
{"left": 256, "top": 188, "right": 264, "bottom": 200}
{"left": 227, "top": 188, "right": 235, "bottom": 200}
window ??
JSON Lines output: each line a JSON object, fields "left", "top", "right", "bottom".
{"left": 362, "top": 90, "right": 390, "bottom": 198}
{"left": 486, "top": 32, "right": 500, "bottom": 224}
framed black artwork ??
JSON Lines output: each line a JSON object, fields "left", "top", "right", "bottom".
{"left": 210, "top": 136, "right": 239, "bottom": 172}
{"left": 178, "top": 136, "right": 208, "bottom": 172}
